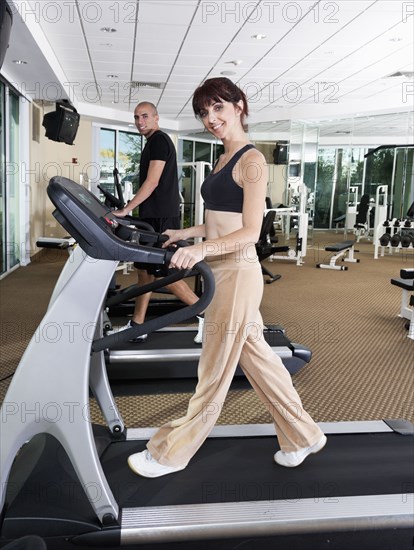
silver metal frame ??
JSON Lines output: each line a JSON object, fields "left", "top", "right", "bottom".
{"left": 108, "top": 346, "right": 294, "bottom": 364}
{"left": 121, "top": 493, "right": 413, "bottom": 545}
{"left": 1, "top": 246, "right": 412, "bottom": 544}
{"left": 122, "top": 419, "right": 412, "bottom": 545}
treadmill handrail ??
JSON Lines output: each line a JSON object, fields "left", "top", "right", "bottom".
{"left": 93, "top": 260, "right": 214, "bottom": 352}
{"left": 105, "top": 266, "right": 198, "bottom": 306}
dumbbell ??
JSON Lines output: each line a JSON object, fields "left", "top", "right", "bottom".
{"left": 390, "top": 233, "right": 401, "bottom": 247}
{"left": 379, "top": 233, "right": 391, "bottom": 246}
{"left": 401, "top": 231, "right": 414, "bottom": 247}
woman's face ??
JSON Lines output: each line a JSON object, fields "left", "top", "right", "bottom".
{"left": 198, "top": 99, "right": 243, "bottom": 139}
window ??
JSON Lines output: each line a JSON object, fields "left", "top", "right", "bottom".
{"left": 0, "top": 82, "right": 21, "bottom": 275}
{"left": 98, "top": 128, "right": 116, "bottom": 194}
{"left": 97, "top": 127, "right": 142, "bottom": 202}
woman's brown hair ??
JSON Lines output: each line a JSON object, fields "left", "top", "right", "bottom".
{"left": 192, "top": 77, "right": 249, "bottom": 129}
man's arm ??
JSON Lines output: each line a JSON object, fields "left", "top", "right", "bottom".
{"left": 114, "top": 160, "right": 165, "bottom": 216}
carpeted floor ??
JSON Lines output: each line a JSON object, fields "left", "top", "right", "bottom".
{"left": 1, "top": 232, "right": 413, "bottom": 428}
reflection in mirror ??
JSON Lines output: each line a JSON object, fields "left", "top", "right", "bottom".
{"left": 288, "top": 122, "right": 304, "bottom": 202}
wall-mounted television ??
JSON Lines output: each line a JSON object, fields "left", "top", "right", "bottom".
{"left": 0, "top": 0, "right": 13, "bottom": 70}
{"left": 42, "top": 102, "right": 80, "bottom": 145}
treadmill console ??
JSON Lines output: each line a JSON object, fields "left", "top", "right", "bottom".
{"left": 47, "top": 176, "right": 168, "bottom": 265}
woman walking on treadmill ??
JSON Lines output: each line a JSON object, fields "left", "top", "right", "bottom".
{"left": 128, "top": 77, "right": 326, "bottom": 477}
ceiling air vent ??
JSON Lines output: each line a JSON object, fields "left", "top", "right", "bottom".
{"left": 386, "top": 71, "right": 414, "bottom": 78}
{"left": 130, "top": 81, "right": 166, "bottom": 89}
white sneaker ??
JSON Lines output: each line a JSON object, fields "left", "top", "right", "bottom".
{"left": 108, "top": 320, "right": 148, "bottom": 342}
{"left": 194, "top": 316, "right": 204, "bottom": 344}
{"left": 274, "top": 435, "right": 327, "bottom": 468}
{"left": 128, "top": 449, "right": 186, "bottom": 478}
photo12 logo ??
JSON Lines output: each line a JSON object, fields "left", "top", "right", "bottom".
{"left": 242, "top": 81, "right": 340, "bottom": 105}
{"left": 9, "top": 2, "right": 139, "bottom": 24}
{"left": 201, "top": 2, "right": 340, "bottom": 24}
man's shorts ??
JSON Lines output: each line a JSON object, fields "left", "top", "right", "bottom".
{"left": 134, "top": 216, "right": 181, "bottom": 272}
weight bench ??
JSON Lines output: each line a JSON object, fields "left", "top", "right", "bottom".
{"left": 391, "top": 268, "right": 414, "bottom": 340}
{"left": 316, "top": 240, "right": 359, "bottom": 271}
{"left": 333, "top": 214, "right": 346, "bottom": 232}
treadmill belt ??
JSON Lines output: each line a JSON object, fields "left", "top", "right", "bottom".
{"left": 111, "top": 329, "right": 292, "bottom": 351}
{"left": 2, "top": 430, "right": 413, "bottom": 544}
{"left": 106, "top": 328, "right": 310, "bottom": 380}
{"left": 105, "top": 432, "right": 414, "bottom": 508}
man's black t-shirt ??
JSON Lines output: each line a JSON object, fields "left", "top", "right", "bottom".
{"left": 139, "top": 130, "right": 180, "bottom": 218}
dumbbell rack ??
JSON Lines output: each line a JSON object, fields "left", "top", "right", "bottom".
{"left": 374, "top": 219, "right": 414, "bottom": 259}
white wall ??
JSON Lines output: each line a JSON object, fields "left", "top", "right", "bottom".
{"left": 29, "top": 108, "right": 93, "bottom": 253}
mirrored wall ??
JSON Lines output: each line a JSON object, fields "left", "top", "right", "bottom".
{"left": 175, "top": 112, "right": 413, "bottom": 232}
{"left": 277, "top": 113, "right": 413, "bottom": 230}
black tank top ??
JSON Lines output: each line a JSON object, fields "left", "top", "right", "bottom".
{"left": 201, "top": 144, "right": 255, "bottom": 213}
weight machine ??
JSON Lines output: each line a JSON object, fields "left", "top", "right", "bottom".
{"left": 265, "top": 184, "right": 309, "bottom": 266}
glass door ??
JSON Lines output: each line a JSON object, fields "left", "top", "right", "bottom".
{"left": 0, "top": 84, "right": 20, "bottom": 274}
{"left": 8, "top": 90, "right": 20, "bottom": 269}
{"left": 0, "top": 82, "right": 5, "bottom": 274}
{"left": 118, "top": 130, "right": 142, "bottom": 198}
{"left": 97, "top": 127, "right": 142, "bottom": 206}
{"left": 98, "top": 128, "right": 116, "bottom": 196}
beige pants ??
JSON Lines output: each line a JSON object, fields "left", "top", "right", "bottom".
{"left": 148, "top": 257, "right": 323, "bottom": 467}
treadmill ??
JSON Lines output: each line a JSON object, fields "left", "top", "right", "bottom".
{"left": 104, "top": 277, "right": 311, "bottom": 380}
{"left": 99, "top": 182, "right": 311, "bottom": 380}
{"left": 99, "top": 175, "right": 198, "bottom": 320}
{"left": 103, "top": 259, "right": 310, "bottom": 380}
{"left": 0, "top": 176, "right": 412, "bottom": 550}
{"left": 104, "top": 327, "right": 310, "bottom": 380}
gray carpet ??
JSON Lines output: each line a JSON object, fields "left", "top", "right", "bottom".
{"left": 1, "top": 234, "right": 413, "bottom": 427}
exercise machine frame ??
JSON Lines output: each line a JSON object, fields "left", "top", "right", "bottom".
{"left": 1, "top": 176, "right": 412, "bottom": 549}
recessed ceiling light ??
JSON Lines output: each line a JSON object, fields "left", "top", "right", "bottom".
{"left": 221, "top": 70, "right": 236, "bottom": 76}
{"left": 130, "top": 81, "right": 166, "bottom": 90}
{"left": 225, "top": 60, "right": 242, "bottom": 66}
{"left": 13, "top": 60, "right": 27, "bottom": 65}
{"left": 252, "top": 34, "right": 266, "bottom": 40}
{"left": 387, "top": 71, "right": 414, "bottom": 78}
{"left": 101, "top": 27, "right": 117, "bottom": 33}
